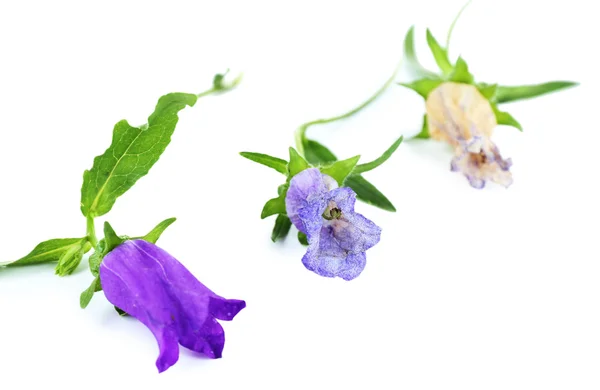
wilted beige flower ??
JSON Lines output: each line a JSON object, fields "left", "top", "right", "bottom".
{"left": 425, "top": 82, "right": 512, "bottom": 188}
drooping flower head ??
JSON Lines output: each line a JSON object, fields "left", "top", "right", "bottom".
{"left": 99, "top": 239, "right": 245, "bottom": 373}
{"left": 426, "top": 82, "right": 513, "bottom": 189}
{"left": 285, "top": 168, "right": 381, "bottom": 280}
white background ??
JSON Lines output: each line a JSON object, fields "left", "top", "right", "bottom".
{"left": 0, "top": 0, "right": 597, "bottom": 389}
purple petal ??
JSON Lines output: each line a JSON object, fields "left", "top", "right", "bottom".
{"left": 99, "top": 240, "right": 245, "bottom": 373}
{"left": 286, "top": 168, "right": 337, "bottom": 233}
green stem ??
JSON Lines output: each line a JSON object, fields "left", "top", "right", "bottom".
{"left": 294, "top": 59, "right": 402, "bottom": 156}
{"left": 446, "top": 0, "right": 472, "bottom": 52}
{"left": 197, "top": 88, "right": 217, "bottom": 99}
{"left": 86, "top": 216, "right": 98, "bottom": 247}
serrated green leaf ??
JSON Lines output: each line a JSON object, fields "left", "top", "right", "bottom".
{"left": 104, "top": 222, "right": 125, "bottom": 252}
{"left": 492, "top": 104, "right": 523, "bottom": 131}
{"left": 288, "top": 147, "right": 310, "bottom": 177}
{"left": 495, "top": 81, "right": 578, "bottom": 104}
{"left": 140, "top": 217, "right": 176, "bottom": 244}
{"left": 240, "top": 152, "right": 288, "bottom": 174}
{"left": 261, "top": 191, "right": 287, "bottom": 219}
{"left": 320, "top": 155, "right": 361, "bottom": 186}
{"left": 344, "top": 175, "right": 396, "bottom": 212}
{"left": 353, "top": 136, "right": 403, "bottom": 174}
{"left": 80, "top": 276, "right": 102, "bottom": 309}
{"left": 55, "top": 240, "right": 91, "bottom": 276}
{"left": 414, "top": 114, "right": 430, "bottom": 139}
{"left": 303, "top": 139, "right": 338, "bottom": 166}
{"left": 404, "top": 26, "right": 438, "bottom": 78}
{"left": 478, "top": 83, "right": 498, "bottom": 101}
{"left": 298, "top": 231, "right": 309, "bottom": 246}
{"left": 80, "top": 92, "right": 198, "bottom": 218}
{"left": 426, "top": 29, "right": 453, "bottom": 75}
{"left": 271, "top": 214, "right": 292, "bottom": 242}
{"left": 449, "top": 57, "right": 474, "bottom": 84}
{"left": 5, "top": 237, "right": 88, "bottom": 268}
{"left": 398, "top": 79, "right": 443, "bottom": 99}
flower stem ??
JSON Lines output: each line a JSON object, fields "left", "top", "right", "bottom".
{"left": 86, "top": 216, "right": 98, "bottom": 248}
{"left": 446, "top": 0, "right": 472, "bottom": 52}
{"left": 294, "top": 59, "right": 402, "bottom": 156}
{"left": 196, "top": 88, "right": 217, "bottom": 99}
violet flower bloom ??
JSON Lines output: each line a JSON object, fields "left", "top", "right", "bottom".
{"left": 99, "top": 240, "right": 245, "bottom": 373}
{"left": 426, "top": 82, "right": 513, "bottom": 188}
{"left": 285, "top": 168, "right": 381, "bottom": 280}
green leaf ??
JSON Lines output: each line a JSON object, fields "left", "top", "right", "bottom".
{"left": 426, "top": 29, "right": 453, "bottom": 75}
{"left": 303, "top": 139, "right": 338, "bottom": 166}
{"left": 414, "top": 114, "right": 430, "bottom": 139}
{"left": 140, "top": 217, "right": 176, "bottom": 244}
{"left": 320, "top": 155, "right": 361, "bottom": 186}
{"left": 271, "top": 214, "right": 292, "bottom": 242}
{"left": 261, "top": 189, "right": 287, "bottom": 219}
{"left": 492, "top": 104, "right": 523, "bottom": 131}
{"left": 449, "top": 57, "right": 474, "bottom": 84}
{"left": 403, "top": 26, "right": 438, "bottom": 78}
{"left": 288, "top": 147, "right": 311, "bottom": 177}
{"left": 398, "top": 79, "right": 443, "bottom": 99}
{"left": 104, "top": 222, "right": 125, "bottom": 252}
{"left": 5, "top": 237, "right": 89, "bottom": 268}
{"left": 298, "top": 231, "right": 309, "bottom": 246}
{"left": 80, "top": 92, "right": 198, "bottom": 218}
{"left": 80, "top": 276, "right": 102, "bottom": 309}
{"left": 495, "top": 81, "right": 578, "bottom": 104}
{"left": 55, "top": 240, "right": 91, "bottom": 276}
{"left": 353, "top": 136, "right": 403, "bottom": 174}
{"left": 344, "top": 175, "right": 396, "bottom": 212}
{"left": 239, "top": 152, "right": 288, "bottom": 174}
{"left": 478, "top": 83, "right": 498, "bottom": 101}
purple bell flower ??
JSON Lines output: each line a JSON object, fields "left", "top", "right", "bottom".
{"left": 99, "top": 239, "right": 246, "bottom": 373}
{"left": 285, "top": 168, "right": 381, "bottom": 281}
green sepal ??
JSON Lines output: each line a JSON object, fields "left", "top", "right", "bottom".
{"left": 114, "top": 306, "right": 129, "bottom": 316}
{"left": 303, "top": 139, "right": 337, "bottom": 165}
{"left": 271, "top": 214, "right": 292, "bottom": 242}
{"left": 4, "top": 237, "right": 90, "bottom": 269}
{"left": 477, "top": 83, "right": 498, "bottom": 101}
{"left": 138, "top": 217, "right": 176, "bottom": 244}
{"left": 298, "top": 231, "right": 309, "bottom": 246}
{"left": 103, "top": 222, "right": 125, "bottom": 252}
{"left": 492, "top": 104, "right": 523, "bottom": 131}
{"left": 414, "top": 115, "right": 430, "bottom": 139}
{"left": 240, "top": 152, "right": 288, "bottom": 174}
{"left": 80, "top": 92, "right": 198, "bottom": 218}
{"left": 261, "top": 187, "right": 288, "bottom": 219}
{"left": 80, "top": 276, "right": 102, "bottom": 309}
{"left": 449, "top": 57, "right": 474, "bottom": 84}
{"left": 403, "top": 26, "right": 438, "bottom": 78}
{"left": 496, "top": 81, "right": 578, "bottom": 104}
{"left": 320, "top": 155, "right": 360, "bottom": 186}
{"left": 426, "top": 29, "right": 453, "bottom": 75}
{"left": 398, "top": 79, "right": 443, "bottom": 99}
{"left": 344, "top": 175, "right": 396, "bottom": 212}
{"left": 288, "top": 147, "right": 310, "bottom": 177}
{"left": 353, "top": 136, "right": 403, "bottom": 174}
{"left": 88, "top": 239, "right": 106, "bottom": 277}
{"left": 212, "top": 69, "right": 242, "bottom": 92}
